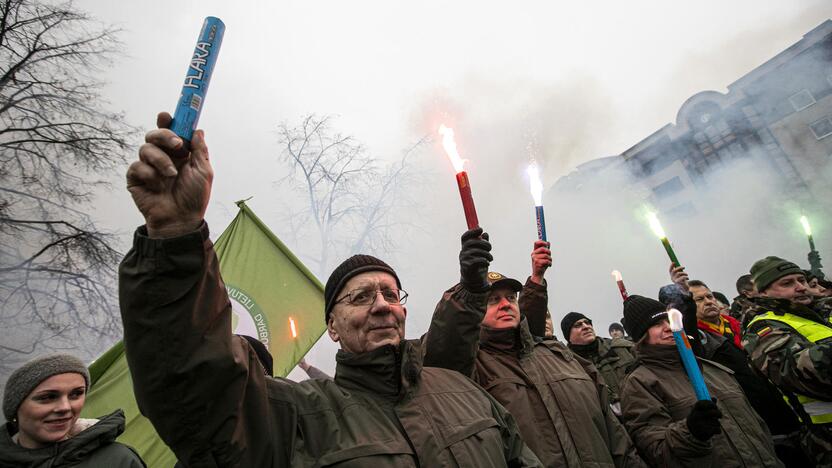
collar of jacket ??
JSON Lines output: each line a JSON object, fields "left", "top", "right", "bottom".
{"left": 334, "top": 341, "right": 421, "bottom": 399}
{"left": 568, "top": 337, "right": 600, "bottom": 359}
{"left": 479, "top": 317, "right": 535, "bottom": 357}
{"left": 749, "top": 296, "right": 829, "bottom": 324}
{"left": 0, "top": 410, "right": 125, "bottom": 466}
{"left": 634, "top": 343, "right": 685, "bottom": 371}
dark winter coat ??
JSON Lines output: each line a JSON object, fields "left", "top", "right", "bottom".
{"left": 0, "top": 410, "right": 145, "bottom": 468}
{"left": 119, "top": 224, "right": 542, "bottom": 468}
{"left": 423, "top": 280, "right": 645, "bottom": 468}
{"left": 619, "top": 343, "right": 782, "bottom": 468}
{"left": 569, "top": 337, "right": 636, "bottom": 403}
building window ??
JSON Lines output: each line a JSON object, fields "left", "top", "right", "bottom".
{"left": 652, "top": 176, "right": 684, "bottom": 199}
{"left": 789, "top": 90, "right": 815, "bottom": 112}
{"left": 666, "top": 202, "right": 698, "bottom": 219}
{"left": 809, "top": 117, "right": 832, "bottom": 139}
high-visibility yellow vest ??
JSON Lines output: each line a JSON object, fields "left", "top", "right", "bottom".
{"left": 748, "top": 312, "right": 832, "bottom": 425}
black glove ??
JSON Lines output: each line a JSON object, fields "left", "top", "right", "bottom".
{"left": 459, "top": 227, "right": 492, "bottom": 293}
{"left": 686, "top": 398, "right": 723, "bottom": 441}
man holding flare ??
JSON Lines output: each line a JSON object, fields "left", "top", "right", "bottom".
{"left": 423, "top": 229, "right": 646, "bottom": 467}
{"left": 119, "top": 113, "right": 543, "bottom": 467}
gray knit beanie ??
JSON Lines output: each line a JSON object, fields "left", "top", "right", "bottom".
{"left": 3, "top": 354, "right": 90, "bottom": 421}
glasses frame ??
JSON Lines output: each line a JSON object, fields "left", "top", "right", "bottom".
{"left": 335, "top": 287, "right": 409, "bottom": 307}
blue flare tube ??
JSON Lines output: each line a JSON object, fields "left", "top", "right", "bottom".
{"left": 535, "top": 205, "right": 547, "bottom": 242}
{"left": 668, "top": 309, "right": 711, "bottom": 401}
{"left": 170, "top": 17, "right": 225, "bottom": 144}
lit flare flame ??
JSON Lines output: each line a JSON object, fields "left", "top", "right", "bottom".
{"left": 667, "top": 308, "right": 684, "bottom": 332}
{"left": 800, "top": 215, "right": 812, "bottom": 236}
{"left": 527, "top": 164, "right": 544, "bottom": 206}
{"left": 438, "top": 124, "right": 466, "bottom": 173}
{"left": 289, "top": 317, "right": 298, "bottom": 339}
{"left": 612, "top": 270, "right": 623, "bottom": 282}
{"left": 646, "top": 211, "right": 667, "bottom": 239}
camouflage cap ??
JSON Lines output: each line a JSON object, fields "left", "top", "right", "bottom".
{"left": 750, "top": 256, "right": 803, "bottom": 292}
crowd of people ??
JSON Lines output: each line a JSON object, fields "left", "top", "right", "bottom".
{"left": 2, "top": 115, "right": 831, "bottom": 467}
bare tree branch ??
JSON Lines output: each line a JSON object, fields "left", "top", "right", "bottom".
{"left": 0, "top": 0, "right": 136, "bottom": 377}
{"left": 275, "top": 114, "right": 427, "bottom": 277}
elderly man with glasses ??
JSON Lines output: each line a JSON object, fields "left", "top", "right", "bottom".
{"left": 118, "top": 113, "right": 542, "bottom": 467}
{"left": 423, "top": 231, "right": 646, "bottom": 467}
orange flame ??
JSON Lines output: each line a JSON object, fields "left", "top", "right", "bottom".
{"left": 438, "top": 124, "right": 466, "bottom": 173}
{"left": 289, "top": 317, "right": 297, "bottom": 339}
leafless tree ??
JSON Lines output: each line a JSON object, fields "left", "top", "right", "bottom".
{"left": 276, "top": 114, "right": 427, "bottom": 278}
{"left": 0, "top": 0, "right": 135, "bottom": 375}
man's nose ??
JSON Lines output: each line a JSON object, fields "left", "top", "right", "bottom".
{"left": 368, "top": 291, "right": 392, "bottom": 313}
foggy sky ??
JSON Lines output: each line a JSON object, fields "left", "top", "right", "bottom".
{"left": 79, "top": 0, "right": 832, "bottom": 378}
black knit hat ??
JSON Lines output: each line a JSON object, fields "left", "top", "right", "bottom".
{"left": 237, "top": 334, "right": 274, "bottom": 376}
{"left": 622, "top": 295, "right": 668, "bottom": 342}
{"left": 560, "top": 312, "right": 590, "bottom": 343}
{"left": 608, "top": 322, "right": 624, "bottom": 334}
{"left": 324, "top": 254, "right": 401, "bottom": 324}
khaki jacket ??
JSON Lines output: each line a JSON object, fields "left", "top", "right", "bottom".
{"left": 119, "top": 225, "right": 542, "bottom": 468}
{"left": 620, "top": 343, "right": 783, "bottom": 468}
{"left": 424, "top": 283, "right": 645, "bottom": 468}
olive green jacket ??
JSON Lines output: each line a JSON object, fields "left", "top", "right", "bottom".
{"left": 570, "top": 337, "right": 636, "bottom": 403}
{"left": 0, "top": 410, "right": 145, "bottom": 468}
{"left": 620, "top": 344, "right": 782, "bottom": 468}
{"left": 119, "top": 224, "right": 542, "bottom": 468}
{"left": 423, "top": 282, "right": 645, "bottom": 468}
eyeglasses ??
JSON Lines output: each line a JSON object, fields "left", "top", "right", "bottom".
{"left": 487, "top": 293, "right": 519, "bottom": 305}
{"left": 336, "top": 288, "right": 408, "bottom": 306}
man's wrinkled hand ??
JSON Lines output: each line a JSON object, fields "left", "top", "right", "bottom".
{"left": 126, "top": 112, "right": 213, "bottom": 238}
{"left": 530, "top": 240, "right": 551, "bottom": 285}
{"left": 669, "top": 263, "right": 690, "bottom": 294}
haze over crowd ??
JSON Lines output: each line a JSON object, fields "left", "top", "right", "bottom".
{"left": 74, "top": 0, "right": 832, "bottom": 378}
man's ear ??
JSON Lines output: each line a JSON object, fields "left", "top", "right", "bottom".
{"left": 402, "top": 305, "right": 407, "bottom": 318}
{"left": 327, "top": 315, "right": 340, "bottom": 343}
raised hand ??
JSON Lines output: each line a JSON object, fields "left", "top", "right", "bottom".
{"left": 669, "top": 263, "right": 690, "bottom": 294}
{"left": 126, "top": 112, "right": 213, "bottom": 238}
{"left": 530, "top": 240, "right": 552, "bottom": 285}
{"left": 459, "top": 227, "right": 493, "bottom": 293}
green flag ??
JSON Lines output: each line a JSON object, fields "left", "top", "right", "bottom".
{"left": 81, "top": 200, "right": 326, "bottom": 467}
{"left": 214, "top": 200, "right": 326, "bottom": 376}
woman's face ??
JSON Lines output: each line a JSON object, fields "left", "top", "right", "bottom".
{"left": 16, "top": 373, "right": 86, "bottom": 449}
{"left": 646, "top": 319, "right": 675, "bottom": 346}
